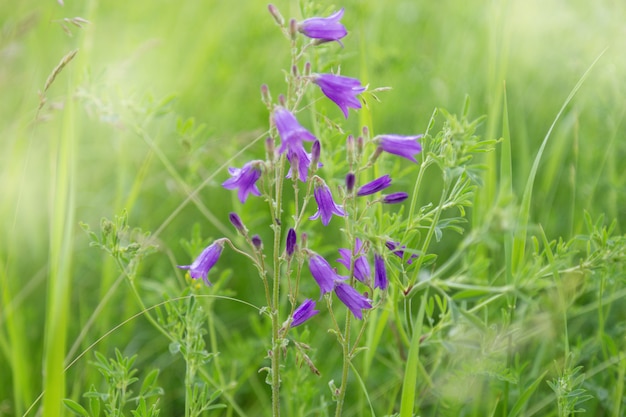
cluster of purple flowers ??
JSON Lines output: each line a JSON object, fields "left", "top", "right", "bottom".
{"left": 178, "top": 6, "right": 422, "bottom": 327}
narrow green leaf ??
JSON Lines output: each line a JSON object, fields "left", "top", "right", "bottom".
{"left": 63, "top": 399, "right": 90, "bottom": 417}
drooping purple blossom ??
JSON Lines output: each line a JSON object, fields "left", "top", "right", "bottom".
{"left": 298, "top": 8, "right": 347, "bottom": 44}
{"left": 286, "top": 228, "right": 297, "bottom": 257}
{"left": 309, "top": 179, "right": 346, "bottom": 226}
{"left": 273, "top": 106, "right": 316, "bottom": 153}
{"left": 376, "top": 134, "right": 423, "bottom": 163}
{"left": 308, "top": 253, "right": 342, "bottom": 295}
{"left": 382, "top": 192, "right": 409, "bottom": 204}
{"left": 313, "top": 73, "right": 365, "bottom": 118}
{"left": 222, "top": 160, "right": 263, "bottom": 203}
{"left": 285, "top": 144, "right": 312, "bottom": 182}
{"left": 291, "top": 299, "right": 320, "bottom": 327}
{"left": 374, "top": 253, "right": 388, "bottom": 290}
{"left": 177, "top": 240, "right": 225, "bottom": 286}
{"left": 334, "top": 282, "right": 372, "bottom": 319}
{"left": 337, "top": 238, "right": 371, "bottom": 283}
{"left": 385, "top": 240, "right": 418, "bottom": 264}
{"left": 356, "top": 175, "right": 392, "bottom": 196}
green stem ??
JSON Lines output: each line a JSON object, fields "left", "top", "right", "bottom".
{"left": 334, "top": 312, "right": 352, "bottom": 417}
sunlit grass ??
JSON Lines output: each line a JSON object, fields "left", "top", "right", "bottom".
{"left": 1, "top": 0, "right": 625, "bottom": 416}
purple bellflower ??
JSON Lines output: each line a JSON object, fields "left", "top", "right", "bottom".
{"left": 376, "top": 134, "right": 423, "bottom": 163}
{"left": 310, "top": 178, "right": 346, "bottom": 226}
{"left": 374, "top": 253, "right": 388, "bottom": 290}
{"left": 357, "top": 175, "right": 392, "bottom": 196}
{"left": 337, "top": 238, "right": 371, "bottom": 283}
{"left": 334, "top": 282, "right": 372, "bottom": 319}
{"left": 273, "top": 106, "right": 316, "bottom": 152}
{"left": 313, "top": 73, "right": 366, "bottom": 118}
{"left": 385, "top": 240, "right": 418, "bottom": 264}
{"left": 177, "top": 239, "right": 225, "bottom": 286}
{"left": 285, "top": 144, "right": 312, "bottom": 182}
{"left": 382, "top": 192, "right": 409, "bottom": 204}
{"left": 308, "top": 253, "right": 342, "bottom": 295}
{"left": 222, "top": 160, "right": 263, "bottom": 203}
{"left": 298, "top": 8, "right": 347, "bottom": 44}
{"left": 291, "top": 299, "right": 320, "bottom": 327}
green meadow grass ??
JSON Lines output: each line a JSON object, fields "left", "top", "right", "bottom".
{"left": 1, "top": 0, "right": 625, "bottom": 416}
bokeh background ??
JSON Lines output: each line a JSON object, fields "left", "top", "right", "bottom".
{"left": 1, "top": 0, "right": 625, "bottom": 415}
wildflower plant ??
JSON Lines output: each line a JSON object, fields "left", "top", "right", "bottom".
{"left": 175, "top": 4, "right": 491, "bottom": 416}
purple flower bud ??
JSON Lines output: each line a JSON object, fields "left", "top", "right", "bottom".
{"left": 313, "top": 73, "right": 366, "bottom": 118}
{"left": 251, "top": 235, "right": 263, "bottom": 250}
{"left": 356, "top": 175, "right": 392, "bottom": 196}
{"left": 309, "top": 178, "right": 346, "bottom": 226}
{"left": 177, "top": 239, "right": 225, "bottom": 286}
{"left": 298, "top": 8, "right": 347, "bottom": 45}
{"left": 375, "top": 134, "right": 423, "bottom": 163}
{"left": 268, "top": 4, "right": 284, "bottom": 26}
{"left": 260, "top": 84, "right": 271, "bottom": 106}
{"left": 311, "top": 140, "right": 321, "bottom": 168}
{"left": 382, "top": 192, "right": 409, "bottom": 204}
{"left": 337, "top": 238, "right": 370, "bottom": 283}
{"left": 291, "top": 299, "right": 319, "bottom": 327}
{"left": 286, "top": 228, "right": 297, "bottom": 257}
{"left": 228, "top": 212, "right": 245, "bottom": 233}
{"left": 385, "top": 240, "right": 418, "bottom": 264}
{"left": 334, "top": 282, "right": 372, "bottom": 319}
{"left": 222, "top": 160, "right": 263, "bottom": 203}
{"left": 345, "top": 172, "right": 356, "bottom": 194}
{"left": 308, "top": 253, "right": 342, "bottom": 295}
{"left": 346, "top": 134, "right": 355, "bottom": 164}
{"left": 374, "top": 253, "right": 388, "bottom": 290}
{"left": 289, "top": 18, "right": 298, "bottom": 40}
{"left": 265, "top": 137, "right": 276, "bottom": 161}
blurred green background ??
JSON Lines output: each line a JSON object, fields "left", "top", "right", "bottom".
{"left": 1, "top": 0, "right": 625, "bottom": 415}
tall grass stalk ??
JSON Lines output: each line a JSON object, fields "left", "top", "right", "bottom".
{"left": 43, "top": 68, "right": 77, "bottom": 417}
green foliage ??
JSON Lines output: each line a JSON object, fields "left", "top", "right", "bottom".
{"left": 64, "top": 349, "right": 162, "bottom": 417}
{"left": 1, "top": 0, "right": 626, "bottom": 416}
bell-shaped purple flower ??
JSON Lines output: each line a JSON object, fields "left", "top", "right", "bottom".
{"left": 298, "top": 8, "right": 347, "bottom": 44}
{"left": 313, "top": 73, "right": 366, "bottom": 118}
{"left": 337, "top": 238, "right": 370, "bottom": 283}
{"left": 382, "top": 192, "right": 409, "bottom": 204}
{"left": 374, "top": 253, "right": 388, "bottom": 290}
{"left": 291, "top": 299, "right": 319, "bottom": 327}
{"left": 308, "top": 253, "right": 342, "bottom": 295}
{"left": 376, "top": 134, "right": 423, "bottom": 163}
{"left": 334, "top": 282, "right": 372, "bottom": 320}
{"left": 309, "top": 179, "right": 346, "bottom": 226}
{"left": 273, "top": 106, "right": 316, "bottom": 153}
{"left": 285, "top": 144, "right": 312, "bottom": 182}
{"left": 177, "top": 239, "right": 225, "bottom": 286}
{"left": 357, "top": 175, "right": 392, "bottom": 196}
{"left": 222, "top": 160, "right": 263, "bottom": 203}
{"left": 385, "top": 240, "right": 418, "bottom": 264}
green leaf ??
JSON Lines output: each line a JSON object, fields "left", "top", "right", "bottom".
{"left": 63, "top": 399, "right": 90, "bottom": 417}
